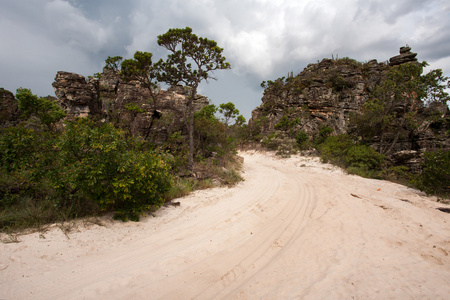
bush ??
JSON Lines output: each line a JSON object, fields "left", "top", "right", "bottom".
{"left": 0, "top": 118, "right": 174, "bottom": 229}
{"left": 413, "top": 150, "right": 450, "bottom": 197}
{"left": 317, "top": 134, "right": 384, "bottom": 177}
{"left": 317, "top": 134, "right": 352, "bottom": 166}
{"left": 295, "top": 130, "right": 310, "bottom": 149}
{"left": 344, "top": 145, "right": 385, "bottom": 177}
{"left": 262, "top": 132, "right": 297, "bottom": 157}
{"left": 56, "top": 119, "right": 173, "bottom": 221}
{"left": 315, "top": 126, "right": 334, "bottom": 145}
{"left": 327, "top": 74, "right": 354, "bottom": 91}
{"left": 345, "top": 144, "right": 384, "bottom": 170}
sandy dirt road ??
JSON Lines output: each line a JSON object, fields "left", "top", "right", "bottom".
{"left": 1, "top": 151, "right": 450, "bottom": 299}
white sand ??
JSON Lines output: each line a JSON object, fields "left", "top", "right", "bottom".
{"left": 1, "top": 151, "right": 450, "bottom": 299}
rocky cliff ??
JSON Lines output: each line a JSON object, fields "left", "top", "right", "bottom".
{"left": 250, "top": 47, "right": 449, "bottom": 166}
{"left": 52, "top": 68, "right": 209, "bottom": 141}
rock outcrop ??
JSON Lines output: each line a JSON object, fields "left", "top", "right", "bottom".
{"left": 251, "top": 57, "right": 385, "bottom": 136}
{"left": 52, "top": 68, "right": 209, "bottom": 141}
{"left": 52, "top": 72, "right": 101, "bottom": 118}
{"left": 389, "top": 46, "right": 418, "bottom": 66}
{"left": 0, "top": 88, "right": 19, "bottom": 128}
{"left": 249, "top": 47, "right": 450, "bottom": 168}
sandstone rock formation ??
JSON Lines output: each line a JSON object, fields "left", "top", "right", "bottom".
{"left": 389, "top": 46, "right": 418, "bottom": 66}
{"left": 249, "top": 47, "right": 449, "bottom": 168}
{"left": 250, "top": 57, "right": 384, "bottom": 136}
{"left": 52, "top": 72, "right": 101, "bottom": 118}
{"left": 52, "top": 68, "right": 209, "bottom": 141}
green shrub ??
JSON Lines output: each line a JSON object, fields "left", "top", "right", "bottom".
{"left": 317, "top": 134, "right": 385, "bottom": 176}
{"left": 315, "top": 126, "right": 334, "bottom": 145}
{"left": 56, "top": 118, "right": 173, "bottom": 221}
{"left": 345, "top": 144, "right": 384, "bottom": 170}
{"left": 413, "top": 150, "right": 450, "bottom": 197}
{"left": 327, "top": 74, "right": 354, "bottom": 91}
{"left": 262, "top": 131, "right": 297, "bottom": 157}
{"left": 344, "top": 145, "right": 384, "bottom": 178}
{"left": 295, "top": 130, "right": 309, "bottom": 149}
{"left": 317, "top": 134, "right": 352, "bottom": 165}
{"left": 15, "top": 88, "right": 66, "bottom": 129}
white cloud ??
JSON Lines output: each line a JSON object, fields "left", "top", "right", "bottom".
{"left": 44, "top": 0, "right": 110, "bottom": 53}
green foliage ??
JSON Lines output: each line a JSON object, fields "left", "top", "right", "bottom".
{"left": 262, "top": 131, "right": 297, "bottom": 157}
{"left": 274, "top": 116, "right": 300, "bottom": 132}
{"left": 261, "top": 78, "right": 285, "bottom": 93}
{"left": 350, "top": 62, "right": 449, "bottom": 155}
{"left": 235, "top": 115, "right": 246, "bottom": 127}
{"left": 121, "top": 52, "right": 160, "bottom": 92}
{"left": 15, "top": 88, "right": 66, "bottom": 128}
{"left": 124, "top": 103, "right": 145, "bottom": 114}
{"left": 157, "top": 27, "right": 231, "bottom": 87}
{"left": 344, "top": 144, "right": 385, "bottom": 177}
{"left": 315, "top": 126, "right": 334, "bottom": 145}
{"left": 420, "top": 68, "right": 450, "bottom": 106}
{"left": 327, "top": 74, "right": 354, "bottom": 91}
{"left": 317, "top": 134, "right": 352, "bottom": 165}
{"left": 0, "top": 117, "right": 174, "bottom": 229}
{"left": 317, "top": 134, "right": 385, "bottom": 177}
{"left": 218, "top": 102, "right": 240, "bottom": 126}
{"left": 295, "top": 130, "right": 309, "bottom": 149}
{"left": 335, "top": 57, "right": 363, "bottom": 68}
{"left": 194, "top": 104, "right": 236, "bottom": 161}
{"left": 105, "top": 56, "right": 123, "bottom": 72}
{"left": 413, "top": 150, "right": 450, "bottom": 197}
{"left": 56, "top": 119, "right": 173, "bottom": 221}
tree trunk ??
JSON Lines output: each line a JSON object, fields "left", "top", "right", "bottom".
{"left": 188, "top": 100, "right": 194, "bottom": 173}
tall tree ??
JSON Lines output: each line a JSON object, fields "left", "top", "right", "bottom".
{"left": 157, "top": 27, "right": 231, "bottom": 172}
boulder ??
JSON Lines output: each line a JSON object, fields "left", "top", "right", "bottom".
{"left": 389, "top": 46, "right": 418, "bottom": 66}
{"left": 52, "top": 71, "right": 100, "bottom": 118}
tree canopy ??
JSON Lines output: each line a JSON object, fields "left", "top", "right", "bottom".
{"left": 156, "top": 27, "right": 231, "bottom": 171}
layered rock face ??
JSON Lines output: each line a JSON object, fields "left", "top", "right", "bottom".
{"left": 251, "top": 57, "right": 385, "bottom": 136}
{"left": 53, "top": 72, "right": 100, "bottom": 118}
{"left": 389, "top": 46, "right": 418, "bottom": 66}
{"left": 52, "top": 68, "right": 208, "bottom": 141}
{"left": 250, "top": 47, "right": 449, "bottom": 166}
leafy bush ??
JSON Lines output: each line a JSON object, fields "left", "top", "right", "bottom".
{"left": 317, "top": 134, "right": 352, "bottom": 166}
{"left": 315, "top": 126, "right": 334, "bottom": 145}
{"left": 262, "top": 131, "right": 297, "bottom": 157}
{"left": 15, "top": 88, "right": 66, "bottom": 129}
{"left": 0, "top": 117, "right": 174, "bottom": 229}
{"left": 317, "top": 134, "right": 384, "bottom": 177}
{"left": 56, "top": 119, "right": 173, "bottom": 221}
{"left": 328, "top": 74, "right": 353, "bottom": 91}
{"left": 295, "top": 130, "right": 310, "bottom": 149}
{"left": 344, "top": 144, "right": 385, "bottom": 177}
{"left": 345, "top": 144, "right": 384, "bottom": 170}
{"left": 413, "top": 150, "right": 450, "bottom": 197}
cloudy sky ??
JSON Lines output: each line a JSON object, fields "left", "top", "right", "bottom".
{"left": 1, "top": 0, "right": 449, "bottom": 120}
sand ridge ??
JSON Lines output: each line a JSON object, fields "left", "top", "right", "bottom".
{"left": 1, "top": 151, "right": 449, "bottom": 299}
